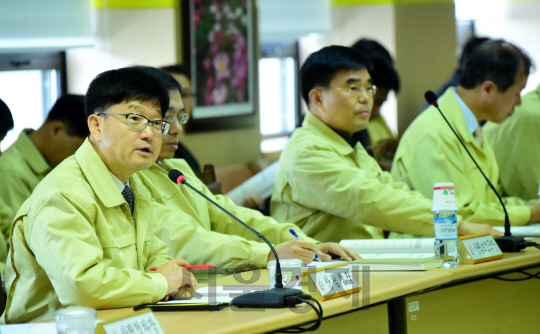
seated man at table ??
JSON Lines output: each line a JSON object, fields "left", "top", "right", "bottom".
{"left": 133, "top": 67, "right": 359, "bottom": 274}
{"left": 2, "top": 67, "right": 196, "bottom": 324}
{"left": 0, "top": 95, "right": 88, "bottom": 242}
{"left": 484, "top": 82, "right": 540, "bottom": 201}
{"left": 392, "top": 39, "right": 540, "bottom": 226}
{"left": 270, "top": 45, "right": 498, "bottom": 242}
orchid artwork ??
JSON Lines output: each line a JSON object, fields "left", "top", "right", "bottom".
{"left": 191, "top": 0, "right": 253, "bottom": 119}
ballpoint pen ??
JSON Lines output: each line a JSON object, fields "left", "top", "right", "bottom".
{"left": 289, "top": 228, "right": 322, "bottom": 262}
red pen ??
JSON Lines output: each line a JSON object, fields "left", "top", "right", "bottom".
{"left": 149, "top": 264, "right": 215, "bottom": 271}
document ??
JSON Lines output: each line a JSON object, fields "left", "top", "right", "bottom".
{"left": 493, "top": 223, "right": 540, "bottom": 237}
{"left": 339, "top": 238, "right": 442, "bottom": 270}
{"left": 226, "top": 161, "right": 278, "bottom": 205}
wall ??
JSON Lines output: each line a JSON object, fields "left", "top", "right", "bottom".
{"left": 395, "top": 2, "right": 456, "bottom": 135}
{"left": 66, "top": 2, "right": 262, "bottom": 168}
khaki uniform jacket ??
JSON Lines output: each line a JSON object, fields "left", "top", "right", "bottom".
{"left": 271, "top": 112, "right": 435, "bottom": 242}
{"left": 0, "top": 129, "right": 51, "bottom": 241}
{"left": 485, "top": 83, "right": 540, "bottom": 201}
{"left": 134, "top": 159, "right": 318, "bottom": 274}
{"left": 2, "top": 140, "right": 170, "bottom": 324}
{"left": 368, "top": 114, "right": 394, "bottom": 145}
{"left": 392, "top": 88, "right": 530, "bottom": 226}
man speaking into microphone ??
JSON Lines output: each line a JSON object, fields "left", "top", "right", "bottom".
{"left": 392, "top": 39, "right": 540, "bottom": 226}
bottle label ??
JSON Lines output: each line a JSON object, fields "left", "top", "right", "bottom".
{"left": 432, "top": 183, "right": 458, "bottom": 211}
{"left": 434, "top": 216, "right": 458, "bottom": 240}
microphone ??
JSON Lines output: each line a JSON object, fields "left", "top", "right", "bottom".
{"left": 425, "top": 91, "right": 526, "bottom": 252}
{"left": 168, "top": 169, "right": 304, "bottom": 308}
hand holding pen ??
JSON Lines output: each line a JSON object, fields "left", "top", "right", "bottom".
{"left": 289, "top": 228, "right": 322, "bottom": 262}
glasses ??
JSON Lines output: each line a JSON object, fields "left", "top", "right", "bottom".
{"left": 163, "top": 112, "right": 190, "bottom": 124}
{"left": 332, "top": 85, "right": 377, "bottom": 97}
{"left": 98, "top": 112, "right": 170, "bottom": 135}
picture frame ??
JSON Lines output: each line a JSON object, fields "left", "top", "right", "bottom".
{"left": 182, "top": 0, "right": 257, "bottom": 133}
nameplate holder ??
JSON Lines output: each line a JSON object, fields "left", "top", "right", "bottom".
{"left": 459, "top": 233, "right": 504, "bottom": 264}
{"left": 301, "top": 262, "right": 360, "bottom": 301}
{"left": 95, "top": 308, "right": 164, "bottom": 334}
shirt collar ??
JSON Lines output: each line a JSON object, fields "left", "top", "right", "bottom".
{"left": 110, "top": 172, "right": 129, "bottom": 192}
{"left": 331, "top": 128, "right": 359, "bottom": 149}
{"left": 452, "top": 88, "right": 479, "bottom": 134}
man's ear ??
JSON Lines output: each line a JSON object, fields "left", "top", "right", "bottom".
{"left": 50, "top": 121, "right": 65, "bottom": 136}
{"left": 88, "top": 114, "right": 102, "bottom": 142}
{"left": 480, "top": 80, "right": 497, "bottom": 99}
{"left": 309, "top": 88, "right": 324, "bottom": 111}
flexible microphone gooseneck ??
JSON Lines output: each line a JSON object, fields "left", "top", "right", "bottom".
{"left": 168, "top": 169, "right": 304, "bottom": 308}
{"left": 425, "top": 91, "right": 527, "bottom": 252}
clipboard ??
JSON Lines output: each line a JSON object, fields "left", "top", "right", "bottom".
{"left": 133, "top": 302, "right": 229, "bottom": 312}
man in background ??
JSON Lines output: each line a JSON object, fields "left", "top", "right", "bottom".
{"left": 484, "top": 82, "right": 540, "bottom": 201}
{"left": 160, "top": 64, "right": 200, "bottom": 172}
{"left": 393, "top": 39, "right": 540, "bottom": 226}
{"left": 0, "top": 95, "right": 88, "bottom": 242}
{"left": 0, "top": 98, "right": 14, "bottom": 155}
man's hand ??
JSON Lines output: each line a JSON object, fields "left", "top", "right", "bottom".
{"left": 154, "top": 258, "right": 197, "bottom": 301}
{"left": 313, "top": 242, "right": 361, "bottom": 262}
{"left": 528, "top": 202, "right": 540, "bottom": 223}
{"left": 268, "top": 240, "right": 318, "bottom": 265}
{"left": 457, "top": 220, "right": 503, "bottom": 237}
{"left": 242, "top": 195, "right": 265, "bottom": 209}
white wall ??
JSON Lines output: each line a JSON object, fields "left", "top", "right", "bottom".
{"left": 473, "top": 0, "right": 540, "bottom": 94}
{"left": 66, "top": 8, "right": 178, "bottom": 94}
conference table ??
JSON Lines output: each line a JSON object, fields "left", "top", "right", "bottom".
{"left": 96, "top": 242, "right": 540, "bottom": 333}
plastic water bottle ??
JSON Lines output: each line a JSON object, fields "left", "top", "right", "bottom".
{"left": 432, "top": 183, "right": 459, "bottom": 268}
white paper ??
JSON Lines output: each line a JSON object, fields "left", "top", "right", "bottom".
{"left": 339, "top": 238, "right": 435, "bottom": 254}
{"left": 226, "top": 161, "right": 278, "bottom": 205}
{"left": 0, "top": 320, "right": 102, "bottom": 334}
{"left": 493, "top": 223, "right": 540, "bottom": 237}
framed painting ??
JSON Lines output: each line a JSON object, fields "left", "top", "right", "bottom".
{"left": 183, "top": 0, "right": 257, "bottom": 132}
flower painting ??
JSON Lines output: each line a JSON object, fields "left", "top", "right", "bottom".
{"left": 190, "top": 0, "right": 254, "bottom": 119}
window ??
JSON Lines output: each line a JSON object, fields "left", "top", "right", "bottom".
{"left": 0, "top": 52, "right": 66, "bottom": 151}
{"left": 258, "top": 42, "right": 299, "bottom": 153}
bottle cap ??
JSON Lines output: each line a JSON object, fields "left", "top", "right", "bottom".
{"left": 432, "top": 182, "right": 457, "bottom": 211}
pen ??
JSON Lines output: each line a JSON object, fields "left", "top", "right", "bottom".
{"left": 149, "top": 264, "right": 216, "bottom": 271}
{"left": 288, "top": 228, "right": 321, "bottom": 262}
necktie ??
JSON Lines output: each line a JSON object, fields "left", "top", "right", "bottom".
{"left": 473, "top": 127, "right": 483, "bottom": 146}
{"left": 121, "top": 185, "right": 134, "bottom": 214}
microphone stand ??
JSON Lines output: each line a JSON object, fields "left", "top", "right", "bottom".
{"left": 169, "top": 170, "right": 304, "bottom": 308}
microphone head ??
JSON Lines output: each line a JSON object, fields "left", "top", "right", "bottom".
{"left": 168, "top": 169, "right": 186, "bottom": 184}
{"left": 425, "top": 91, "right": 438, "bottom": 106}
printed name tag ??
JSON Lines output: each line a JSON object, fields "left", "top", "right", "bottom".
{"left": 96, "top": 309, "right": 164, "bottom": 334}
{"left": 302, "top": 262, "right": 360, "bottom": 301}
{"left": 459, "top": 233, "right": 504, "bottom": 264}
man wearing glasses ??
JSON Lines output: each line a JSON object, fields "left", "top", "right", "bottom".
{"left": 271, "top": 46, "right": 498, "bottom": 242}
{"left": 2, "top": 67, "right": 196, "bottom": 324}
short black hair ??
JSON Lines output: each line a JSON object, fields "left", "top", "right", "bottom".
{"left": 351, "top": 38, "right": 394, "bottom": 64}
{"left": 160, "top": 64, "right": 191, "bottom": 80}
{"left": 458, "top": 36, "right": 490, "bottom": 69}
{"left": 136, "top": 66, "right": 182, "bottom": 93}
{"left": 300, "top": 45, "right": 373, "bottom": 106}
{"left": 351, "top": 38, "right": 400, "bottom": 93}
{"left": 46, "top": 95, "right": 88, "bottom": 137}
{"left": 459, "top": 39, "right": 533, "bottom": 92}
{"left": 85, "top": 67, "right": 170, "bottom": 118}
{"left": 0, "top": 98, "right": 14, "bottom": 136}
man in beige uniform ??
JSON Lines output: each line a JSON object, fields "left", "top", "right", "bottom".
{"left": 271, "top": 46, "right": 498, "bottom": 242}
{"left": 2, "top": 67, "right": 196, "bottom": 324}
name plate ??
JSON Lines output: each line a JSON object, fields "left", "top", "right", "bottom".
{"left": 302, "top": 262, "right": 360, "bottom": 301}
{"left": 96, "top": 308, "right": 164, "bottom": 334}
{"left": 459, "top": 233, "right": 504, "bottom": 264}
